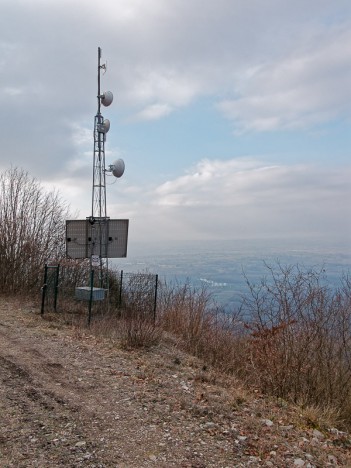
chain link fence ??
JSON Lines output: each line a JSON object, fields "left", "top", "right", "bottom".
{"left": 41, "top": 263, "right": 158, "bottom": 322}
{"left": 40, "top": 265, "right": 60, "bottom": 314}
{"left": 116, "top": 271, "right": 158, "bottom": 321}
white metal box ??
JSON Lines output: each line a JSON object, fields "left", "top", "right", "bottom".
{"left": 75, "top": 286, "right": 105, "bottom": 301}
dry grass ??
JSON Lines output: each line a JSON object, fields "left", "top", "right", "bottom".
{"left": 158, "top": 281, "right": 248, "bottom": 373}
{"left": 296, "top": 403, "right": 341, "bottom": 431}
{"left": 118, "top": 316, "right": 161, "bottom": 349}
{"left": 58, "top": 263, "right": 351, "bottom": 431}
{"left": 72, "top": 309, "right": 161, "bottom": 350}
{"left": 156, "top": 266, "right": 351, "bottom": 430}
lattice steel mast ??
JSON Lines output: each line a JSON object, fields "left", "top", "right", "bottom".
{"left": 65, "top": 48, "right": 127, "bottom": 321}
{"left": 90, "top": 47, "right": 113, "bottom": 288}
{"left": 92, "top": 47, "right": 107, "bottom": 220}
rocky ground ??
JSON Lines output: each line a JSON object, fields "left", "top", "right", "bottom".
{"left": 0, "top": 296, "right": 350, "bottom": 467}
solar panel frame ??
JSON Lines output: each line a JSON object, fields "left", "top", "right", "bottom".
{"left": 66, "top": 219, "right": 129, "bottom": 259}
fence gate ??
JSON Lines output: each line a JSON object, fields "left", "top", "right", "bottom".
{"left": 41, "top": 264, "right": 60, "bottom": 315}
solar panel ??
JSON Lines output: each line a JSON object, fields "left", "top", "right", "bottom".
{"left": 66, "top": 218, "right": 129, "bottom": 259}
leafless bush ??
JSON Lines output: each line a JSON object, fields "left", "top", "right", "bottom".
{"left": 158, "top": 280, "right": 211, "bottom": 350}
{"left": 73, "top": 309, "right": 161, "bottom": 349}
{"left": 59, "top": 259, "right": 91, "bottom": 292}
{"left": 196, "top": 305, "right": 247, "bottom": 374}
{"left": 118, "top": 272, "right": 157, "bottom": 320}
{"left": 115, "top": 273, "right": 160, "bottom": 348}
{"left": 0, "top": 167, "right": 70, "bottom": 294}
{"left": 158, "top": 280, "right": 246, "bottom": 370}
{"left": 156, "top": 265, "right": 351, "bottom": 427}
{"left": 241, "top": 263, "right": 351, "bottom": 426}
{"left": 118, "top": 315, "right": 161, "bottom": 349}
{"left": 55, "top": 259, "right": 91, "bottom": 312}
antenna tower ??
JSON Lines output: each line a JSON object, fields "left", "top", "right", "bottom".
{"left": 91, "top": 47, "right": 114, "bottom": 289}
{"left": 65, "top": 47, "right": 127, "bottom": 317}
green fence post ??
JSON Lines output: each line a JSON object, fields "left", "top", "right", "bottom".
{"left": 153, "top": 274, "right": 158, "bottom": 323}
{"left": 88, "top": 269, "right": 95, "bottom": 325}
{"left": 41, "top": 264, "right": 48, "bottom": 316}
{"left": 53, "top": 265, "right": 60, "bottom": 312}
{"left": 118, "top": 270, "right": 123, "bottom": 308}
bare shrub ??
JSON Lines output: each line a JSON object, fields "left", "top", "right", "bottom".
{"left": 158, "top": 280, "right": 212, "bottom": 352}
{"left": 79, "top": 312, "right": 121, "bottom": 342}
{"left": 75, "top": 310, "right": 161, "bottom": 349}
{"left": 55, "top": 259, "right": 91, "bottom": 312}
{"left": 117, "top": 277, "right": 160, "bottom": 348}
{"left": 119, "top": 316, "right": 161, "bottom": 349}
{"left": 0, "top": 167, "right": 70, "bottom": 294}
{"left": 117, "top": 271, "right": 157, "bottom": 320}
{"left": 196, "top": 305, "right": 248, "bottom": 374}
{"left": 241, "top": 263, "right": 351, "bottom": 426}
{"left": 158, "top": 280, "right": 246, "bottom": 372}
{"left": 156, "top": 264, "right": 351, "bottom": 428}
{"left": 105, "top": 267, "right": 122, "bottom": 310}
{"left": 59, "top": 259, "right": 91, "bottom": 293}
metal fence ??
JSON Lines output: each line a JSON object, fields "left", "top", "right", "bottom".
{"left": 40, "top": 263, "right": 158, "bottom": 322}
{"left": 117, "top": 271, "right": 158, "bottom": 321}
{"left": 41, "top": 264, "right": 60, "bottom": 315}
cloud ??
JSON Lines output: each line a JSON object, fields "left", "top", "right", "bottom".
{"left": 217, "top": 25, "right": 351, "bottom": 132}
{"left": 59, "top": 154, "right": 351, "bottom": 245}
{"left": 2, "top": 0, "right": 350, "bottom": 134}
{"left": 0, "top": 0, "right": 350, "bottom": 249}
{"left": 107, "top": 158, "right": 351, "bottom": 242}
{"left": 133, "top": 103, "right": 173, "bottom": 121}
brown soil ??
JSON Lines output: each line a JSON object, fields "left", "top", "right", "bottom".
{"left": 0, "top": 297, "right": 350, "bottom": 467}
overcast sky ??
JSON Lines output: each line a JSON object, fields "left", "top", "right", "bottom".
{"left": 1, "top": 0, "right": 350, "bottom": 248}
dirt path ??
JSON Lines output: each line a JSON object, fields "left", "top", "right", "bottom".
{"left": 0, "top": 297, "right": 350, "bottom": 467}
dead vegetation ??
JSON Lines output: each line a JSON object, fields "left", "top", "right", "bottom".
{"left": 1, "top": 295, "right": 351, "bottom": 467}
{"left": 0, "top": 167, "right": 70, "bottom": 294}
{"left": 63, "top": 263, "right": 351, "bottom": 433}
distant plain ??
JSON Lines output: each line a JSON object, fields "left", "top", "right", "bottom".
{"left": 115, "top": 238, "right": 351, "bottom": 309}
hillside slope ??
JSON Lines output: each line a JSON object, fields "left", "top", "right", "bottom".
{"left": 0, "top": 297, "right": 350, "bottom": 467}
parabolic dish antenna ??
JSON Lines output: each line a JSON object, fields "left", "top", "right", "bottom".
{"left": 101, "top": 91, "right": 113, "bottom": 107}
{"left": 98, "top": 119, "right": 110, "bottom": 133}
{"left": 103, "top": 119, "right": 110, "bottom": 132}
{"left": 111, "top": 158, "right": 125, "bottom": 178}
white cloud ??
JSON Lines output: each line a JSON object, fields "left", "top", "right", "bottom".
{"left": 3, "top": 87, "right": 23, "bottom": 96}
{"left": 109, "top": 158, "right": 351, "bottom": 242}
{"left": 50, "top": 154, "right": 351, "bottom": 244}
{"left": 70, "top": 123, "right": 92, "bottom": 148}
{"left": 0, "top": 0, "right": 350, "bottom": 248}
{"left": 218, "top": 25, "right": 351, "bottom": 132}
{"left": 133, "top": 103, "right": 173, "bottom": 121}
{"left": 0, "top": 0, "right": 350, "bottom": 173}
